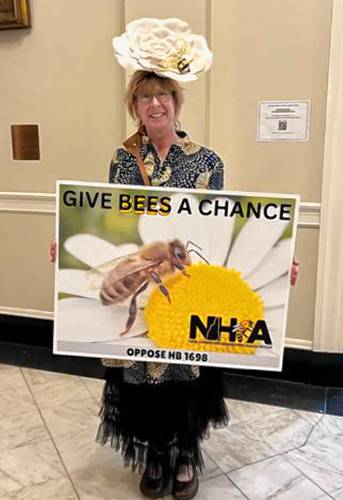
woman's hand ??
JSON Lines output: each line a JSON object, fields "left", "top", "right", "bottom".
{"left": 49, "top": 239, "right": 57, "bottom": 263}
{"left": 290, "top": 258, "right": 299, "bottom": 286}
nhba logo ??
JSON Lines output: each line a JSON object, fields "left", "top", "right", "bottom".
{"left": 189, "top": 316, "right": 272, "bottom": 345}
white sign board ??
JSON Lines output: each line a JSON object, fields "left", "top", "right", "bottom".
{"left": 54, "top": 181, "right": 300, "bottom": 371}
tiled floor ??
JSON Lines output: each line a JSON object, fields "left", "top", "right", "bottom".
{"left": 0, "top": 363, "right": 343, "bottom": 499}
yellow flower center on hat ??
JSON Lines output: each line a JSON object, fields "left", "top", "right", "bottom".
{"left": 159, "top": 40, "right": 193, "bottom": 73}
{"left": 145, "top": 264, "right": 264, "bottom": 354}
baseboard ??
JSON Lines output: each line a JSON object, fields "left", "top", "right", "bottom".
{"left": 1, "top": 313, "right": 342, "bottom": 387}
{"left": 0, "top": 314, "right": 53, "bottom": 346}
{"left": 0, "top": 306, "right": 53, "bottom": 320}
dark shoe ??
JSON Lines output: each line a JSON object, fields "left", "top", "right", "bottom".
{"left": 173, "top": 462, "right": 199, "bottom": 500}
{"left": 139, "top": 454, "right": 173, "bottom": 498}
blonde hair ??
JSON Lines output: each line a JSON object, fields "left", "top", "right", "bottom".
{"left": 126, "top": 70, "right": 184, "bottom": 127}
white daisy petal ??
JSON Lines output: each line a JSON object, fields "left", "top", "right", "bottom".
{"left": 138, "top": 194, "right": 210, "bottom": 263}
{"left": 63, "top": 233, "right": 138, "bottom": 267}
{"left": 247, "top": 239, "right": 292, "bottom": 289}
{"left": 259, "top": 274, "right": 289, "bottom": 308}
{"left": 57, "top": 298, "right": 147, "bottom": 342}
{"left": 226, "top": 218, "right": 290, "bottom": 277}
{"left": 58, "top": 269, "right": 100, "bottom": 299}
{"left": 207, "top": 197, "right": 235, "bottom": 265}
{"left": 265, "top": 307, "right": 285, "bottom": 354}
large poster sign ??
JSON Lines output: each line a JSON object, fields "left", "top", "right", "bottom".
{"left": 53, "top": 181, "right": 300, "bottom": 371}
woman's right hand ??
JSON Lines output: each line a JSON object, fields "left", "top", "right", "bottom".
{"left": 49, "top": 239, "right": 57, "bottom": 263}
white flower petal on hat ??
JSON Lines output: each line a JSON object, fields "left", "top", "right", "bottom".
{"left": 164, "top": 18, "right": 191, "bottom": 34}
{"left": 63, "top": 234, "right": 138, "bottom": 268}
{"left": 226, "top": 218, "right": 289, "bottom": 277}
{"left": 154, "top": 70, "right": 198, "bottom": 82}
{"left": 113, "top": 34, "right": 130, "bottom": 58}
{"left": 126, "top": 18, "right": 160, "bottom": 36}
{"left": 152, "top": 26, "right": 172, "bottom": 39}
{"left": 58, "top": 269, "right": 100, "bottom": 299}
{"left": 258, "top": 274, "right": 289, "bottom": 308}
{"left": 138, "top": 194, "right": 210, "bottom": 263}
{"left": 114, "top": 18, "right": 211, "bottom": 81}
{"left": 57, "top": 298, "right": 147, "bottom": 343}
{"left": 188, "top": 35, "right": 213, "bottom": 73}
{"left": 117, "top": 56, "right": 140, "bottom": 71}
{"left": 130, "top": 53, "right": 155, "bottom": 70}
{"left": 188, "top": 34, "right": 210, "bottom": 51}
{"left": 247, "top": 239, "right": 292, "bottom": 290}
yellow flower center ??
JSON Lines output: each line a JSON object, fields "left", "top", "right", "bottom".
{"left": 145, "top": 264, "right": 264, "bottom": 354}
{"left": 159, "top": 40, "right": 192, "bottom": 73}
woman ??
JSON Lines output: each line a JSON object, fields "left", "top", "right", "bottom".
{"left": 96, "top": 69, "right": 229, "bottom": 500}
{"left": 50, "top": 18, "right": 299, "bottom": 500}
{"left": 47, "top": 19, "right": 227, "bottom": 499}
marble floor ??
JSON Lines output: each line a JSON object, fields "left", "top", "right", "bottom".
{"left": 0, "top": 362, "right": 343, "bottom": 500}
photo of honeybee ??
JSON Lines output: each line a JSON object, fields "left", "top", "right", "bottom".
{"left": 88, "top": 239, "right": 206, "bottom": 336}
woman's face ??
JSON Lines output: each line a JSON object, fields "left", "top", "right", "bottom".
{"left": 135, "top": 82, "right": 176, "bottom": 134}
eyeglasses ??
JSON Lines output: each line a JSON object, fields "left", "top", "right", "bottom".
{"left": 136, "top": 91, "right": 172, "bottom": 104}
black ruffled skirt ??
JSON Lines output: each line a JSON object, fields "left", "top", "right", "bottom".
{"left": 96, "top": 366, "right": 229, "bottom": 473}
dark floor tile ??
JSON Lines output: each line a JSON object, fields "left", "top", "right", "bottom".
{"left": 326, "top": 387, "right": 343, "bottom": 417}
{"left": 0, "top": 341, "right": 104, "bottom": 378}
{"left": 223, "top": 372, "right": 326, "bottom": 413}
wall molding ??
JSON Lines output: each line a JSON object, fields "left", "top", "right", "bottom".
{"left": 0, "top": 191, "right": 320, "bottom": 227}
{"left": 0, "top": 192, "right": 55, "bottom": 214}
{"left": 313, "top": 0, "right": 343, "bottom": 353}
{"left": 297, "top": 202, "right": 321, "bottom": 228}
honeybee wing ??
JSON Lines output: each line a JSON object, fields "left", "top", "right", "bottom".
{"left": 58, "top": 269, "right": 102, "bottom": 299}
{"left": 86, "top": 251, "right": 141, "bottom": 290}
{"left": 91, "top": 254, "right": 163, "bottom": 288}
{"left": 58, "top": 254, "right": 159, "bottom": 300}
{"left": 63, "top": 234, "right": 138, "bottom": 267}
{"left": 59, "top": 234, "right": 139, "bottom": 297}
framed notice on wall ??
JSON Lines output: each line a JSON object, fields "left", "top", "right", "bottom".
{"left": 257, "top": 100, "right": 310, "bottom": 142}
{"left": 53, "top": 181, "right": 300, "bottom": 371}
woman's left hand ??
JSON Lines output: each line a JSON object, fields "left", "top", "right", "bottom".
{"left": 290, "top": 258, "right": 299, "bottom": 286}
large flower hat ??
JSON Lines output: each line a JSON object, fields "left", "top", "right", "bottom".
{"left": 57, "top": 193, "right": 293, "bottom": 357}
{"left": 113, "top": 18, "right": 213, "bottom": 81}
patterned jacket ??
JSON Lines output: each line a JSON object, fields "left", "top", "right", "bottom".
{"left": 102, "top": 129, "right": 224, "bottom": 384}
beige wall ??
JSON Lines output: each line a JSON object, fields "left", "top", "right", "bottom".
{"left": 211, "top": 0, "right": 332, "bottom": 200}
{"left": 0, "top": 213, "right": 55, "bottom": 312}
{"left": 0, "top": 0, "right": 333, "bottom": 347}
{"left": 0, "top": 0, "right": 125, "bottom": 192}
